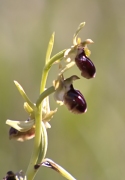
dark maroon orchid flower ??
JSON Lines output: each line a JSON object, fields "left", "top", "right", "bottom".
{"left": 75, "top": 48, "right": 96, "bottom": 79}
{"left": 64, "top": 84, "right": 87, "bottom": 114}
{"left": 54, "top": 75, "right": 87, "bottom": 114}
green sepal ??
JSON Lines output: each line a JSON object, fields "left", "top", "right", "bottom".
{"left": 64, "top": 75, "right": 80, "bottom": 86}
{"left": 14, "top": 81, "right": 35, "bottom": 110}
{"left": 45, "top": 32, "right": 55, "bottom": 64}
{"left": 6, "top": 119, "right": 35, "bottom": 132}
{"left": 24, "top": 102, "right": 35, "bottom": 119}
{"left": 73, "top": 22, "right": 86, "bottom": 45}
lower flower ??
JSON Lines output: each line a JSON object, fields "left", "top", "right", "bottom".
{"left": 54, "top": 75, "right": 87, "bottom": 114}
{"left": 64, "top": 84, "right": 87, "bottom": 114}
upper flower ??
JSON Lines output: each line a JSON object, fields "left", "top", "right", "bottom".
{"left": 75, "top": 46, "right": 96, "bottom": 79}
{"left": 64, "top": 22, "right": 96, "bottom": 79}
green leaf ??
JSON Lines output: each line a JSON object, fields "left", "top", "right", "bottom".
{"left": 6, "top": 119, "right": 35, "bottom": 132}
{"left": 73, "top": 22, "right": 86, "bottom": 45}
{"left": 45, "top": 32, "right": 55, "bottom": 64}
{"left": 14, "top": 81, "right": 35, "bottom": 110}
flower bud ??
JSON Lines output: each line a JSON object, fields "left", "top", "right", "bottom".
{"left": 75, "top": 48, "right": 96, "bottom": 79}
{"left": 64, "top": 85, "right": 87, "bottom": 114}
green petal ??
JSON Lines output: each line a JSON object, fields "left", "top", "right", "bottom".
{"left": 6, "top": 119, "right": 35, "bottom": 132}
{"left": 64, "top": 75, "right": 80, "bottom": 90}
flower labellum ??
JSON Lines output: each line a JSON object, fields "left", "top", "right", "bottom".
{"left": 64, "top": 85, "right": 87, "bottom": 114}
{"left": 9, "top": 127, "right": 35, "bottom": 142}
{"left": 75, "top": 47, "right": 96, "bottom": 79}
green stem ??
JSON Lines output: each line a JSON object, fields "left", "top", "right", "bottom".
{"left": 40, "top": 49, "right": 66, "bottom": 93}
{"left": 26, "top": 107, "right": 41, "bottom": 180}
{"left": 36, "top": 86, "right": 55, "bottom": 107}
{"left": 26, "top": 49, "right": 65, "bottom": 180}
{"left": 36, "top": 121, "right": 48, "bottom": 164}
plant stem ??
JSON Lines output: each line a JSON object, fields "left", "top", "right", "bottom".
{"left": 40, "top": 49, "right": 66, "bottom": 93}
{"left": 36, "top": 86, "right": 55, "bottom": 107}
{"left": 36, "top": 121, "right": 48, "bottom": 164}
{"left": 26, "top": 107, "right": 41, "bottom": 180}
{"left": 26, "top": 49, "right": 65, "bottom": 180}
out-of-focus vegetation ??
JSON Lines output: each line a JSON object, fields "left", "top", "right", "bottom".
{"left": 1, "top": 0, "right": 125, "bottom": 179}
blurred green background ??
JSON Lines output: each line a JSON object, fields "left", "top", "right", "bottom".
{"left": 0, "top": 0, "right": 125, "bottom": 179}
